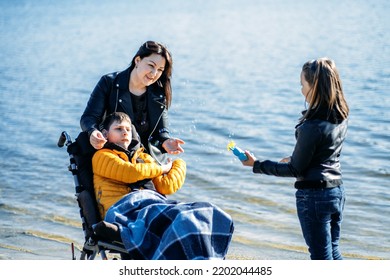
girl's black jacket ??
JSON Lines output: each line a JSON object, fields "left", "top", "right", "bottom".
{"left": 253, "top": 109, "right": 348, "bottom": 189}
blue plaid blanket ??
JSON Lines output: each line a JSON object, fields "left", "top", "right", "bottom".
{"left": 104, "top": 190, "right": 234, "bottom": 260}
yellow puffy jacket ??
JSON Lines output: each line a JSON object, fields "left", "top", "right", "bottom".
{"left": 92, "top": 147, "right": 186, "bottom": 218}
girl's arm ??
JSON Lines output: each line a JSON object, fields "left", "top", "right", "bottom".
{"left": 243, "top": 122, "right": 320, "bottom": 177}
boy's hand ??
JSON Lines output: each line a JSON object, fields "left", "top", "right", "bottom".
{"left": 161, "top": 158, "right": 173, "bottom": 174}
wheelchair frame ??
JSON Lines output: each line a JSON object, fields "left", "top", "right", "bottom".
{"left": 58, "top": 131, "right": 129, "bottom": 260}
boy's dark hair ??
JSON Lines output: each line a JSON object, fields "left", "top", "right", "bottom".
{"left": 101, "top": 112, "right": 132, "bottom": 130}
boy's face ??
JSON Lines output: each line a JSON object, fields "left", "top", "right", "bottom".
{"left": 105, "top": 120, "right": 132, "bottom": 150}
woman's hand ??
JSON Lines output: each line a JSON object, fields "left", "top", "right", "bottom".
{"left": 162, "top": 138, "right": 185, "bottom": 154}
{"left": 90, "top": 130, "right": 107, "bottom": 149}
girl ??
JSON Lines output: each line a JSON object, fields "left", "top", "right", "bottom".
{"left": 241, "top": 58, "right": 349, "bottom": 260}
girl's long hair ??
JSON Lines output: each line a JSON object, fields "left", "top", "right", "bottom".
{"left": 301, "top": 57, "right": 349, "bottom": 121}
{"left": 129, "top": 41, "right": 173, "bottom": 108}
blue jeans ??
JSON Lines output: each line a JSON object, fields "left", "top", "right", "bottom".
{"left": 295, "top": 185, "right": 345, "bottom": 260}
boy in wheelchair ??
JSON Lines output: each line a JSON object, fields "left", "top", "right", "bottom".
{"left": 90, "top": 112, "right": 233, "bottom": 259}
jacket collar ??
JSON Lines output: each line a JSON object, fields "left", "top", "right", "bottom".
{"left": 300, "top": 107, "right": 343, "bottom": 124}
{"left": 115, "top": 67, "right": 166, "bottom": 101}
{"left": 115, "top": 67, "right": 130, "bottom": 90}
{"left": 103, "top": 124, "right": 142, "bottom": 157}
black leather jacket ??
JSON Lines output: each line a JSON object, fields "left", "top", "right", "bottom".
{"left": 253, "top": 111, "right": 348, "bottom": 189}
{"left": 80, "top": 67, "right": 170, "bottom": 154}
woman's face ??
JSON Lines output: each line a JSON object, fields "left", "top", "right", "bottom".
{"left": 300, "top": 71, "right": 311, "bottom": 102}
{"left": 134, "top": 53, "right": 166, "bottom": 87}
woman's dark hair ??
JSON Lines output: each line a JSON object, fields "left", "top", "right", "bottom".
{"left": 129, "top": 41, "right": 173, "bottom": 108}
{"left": 301, "top": 57, "right": 349, "bottom": 121}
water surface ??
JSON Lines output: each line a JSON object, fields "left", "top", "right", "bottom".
{"left": 0, "top": 0, "right": 389, "bottom": 260}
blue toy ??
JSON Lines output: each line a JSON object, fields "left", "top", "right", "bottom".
{"left": 227, "top": 141, "right": 248, "bottom": 161}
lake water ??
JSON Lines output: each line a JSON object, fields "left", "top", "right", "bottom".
{"left": 0, "top": 0, "right": 389, "bottom": 260}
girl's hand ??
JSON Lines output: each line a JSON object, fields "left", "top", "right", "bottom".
{"left": 162, "top": 138, "right": 185, "bottom": 154}
{"left": 90, "top": 130, "right": 107, "bottom": 149}
{"left": 242, "top": 150, "right": 257, "bottom": 167}
{"left": 279, "top": 156, "right": 291, "bottom": 163}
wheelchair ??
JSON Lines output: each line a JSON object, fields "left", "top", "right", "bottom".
{"left": 58, "top": 131, "right": 130, "bottom": 260}
{"left": 58, "top": 130, "right": 234, "bottom": 260}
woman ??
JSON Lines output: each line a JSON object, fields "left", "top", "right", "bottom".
{"left": 80, "top": 41, "right": 184, "bottom": 164}
{"left": 240, "top": 58, "right": 349, "bottom": 260}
